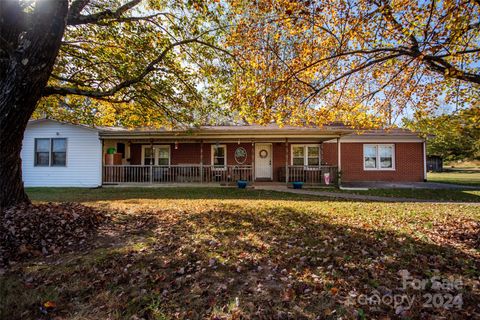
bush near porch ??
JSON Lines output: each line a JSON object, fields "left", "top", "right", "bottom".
{"left": 1, "top": 187, "right": 479, "bottom": 319}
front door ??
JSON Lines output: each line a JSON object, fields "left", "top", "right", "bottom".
{"left": 255, "top": 143, "right": 272, "bottom": 180}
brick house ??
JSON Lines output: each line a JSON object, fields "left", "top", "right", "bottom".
{"left": 22, "top": 119, "right": 427, "bottom": 187}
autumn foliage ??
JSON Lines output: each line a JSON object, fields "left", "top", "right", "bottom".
{"left": 220, "top": 0, "right": 480, "bottom": 127}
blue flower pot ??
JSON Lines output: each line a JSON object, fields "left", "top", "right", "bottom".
{"left": 237, "top": 180, "right": 248, "bottom": 189}
{"left": 292, "top": 181, "right": 304, "bottom": 189}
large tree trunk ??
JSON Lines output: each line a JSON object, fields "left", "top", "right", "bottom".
{"left": 0, "top": 0, "right": 69, "bottom": 209}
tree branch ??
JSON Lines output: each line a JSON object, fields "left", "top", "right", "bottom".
{"left": 422, "top": 55, "right": 480, "bottom": 84}
{"left": 67, "top": 0, "right": 90, "bottom": 20}
{"left": 43, "top": 38, "right": 233, "bottom": 97}
{"left": 302, "top": 53, "right": 405, "bottom": 104}
{"left": 67, "top": 0, "right": 141, "bottom": 26}
{"left": 379, "top": 0, "right": 420, "bottom": 51}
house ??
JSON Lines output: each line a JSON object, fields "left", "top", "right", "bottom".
{"left": 21, "top": 119, "right": 427, "bottom": 187}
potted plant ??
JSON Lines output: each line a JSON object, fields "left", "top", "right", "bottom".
{"left": 292, "top": 181, "right": 304, "bottom": 189}
{"left": 237, "top": 180, "right": 248, "bottom": 189}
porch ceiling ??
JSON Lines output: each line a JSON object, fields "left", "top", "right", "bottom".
{"left": 99, "top": 132, "right": 349, "bottom": 142}
{"left": 99, "top": 136, "right": 342, "bottom": 143}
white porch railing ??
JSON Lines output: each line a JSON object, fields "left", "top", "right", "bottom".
{"left": 281, "top": 165, "right": 338, "bottom": 185}
{"left": 103, "top": 165, "right": 253, "bottom": 184}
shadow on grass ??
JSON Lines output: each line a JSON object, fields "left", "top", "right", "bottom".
{"left": 26, "top": 186, "right": 480, "bottom": 203}
{"left": 26, "top": 187, "right": 347, "bottom": 203}
{"left": 1, "top": 203, "right": 478, "bottom": 319}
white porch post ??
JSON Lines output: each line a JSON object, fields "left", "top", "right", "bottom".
{"left": 285, "top": 138, "right": 289, "bottom": 184}
{"left": 149, "top": 139, "right": 153, "bottom": 184}
{"left": 101, "top": 139, "right": 104, "bottom": 185}
{"left": 337, "top": 137, "right": 341, "bottom": 185}
{"left": 200, "top": 140, "right": 204, "bottom": 183}
{"left": 423, "top": 140, "right": 427, "bottom": 182}
{"left": 251, "top": 140, "right": 255, "bottom": 185}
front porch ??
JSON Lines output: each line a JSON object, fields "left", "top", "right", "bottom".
{"left": 102, "top": 164, "right": 338, "bottom": 185}
{"left": 100, "top": 125, "right": 346, "bottom": 187}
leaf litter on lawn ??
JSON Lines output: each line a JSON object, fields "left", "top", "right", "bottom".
{"left": 1, "top": 198, "right": 479, "bottom": 319}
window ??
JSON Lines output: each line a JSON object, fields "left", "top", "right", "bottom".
{"left": 117, "top": 143, "right": 125, "bottom": 159}
{"left": 307, "top": 146, "right": 320, "bottom": 165}
{"left": 158, "top": 146, "right": 169, "bottom": 165}
{"left": 292, "top": 146, "right": 305, "bottom": 165}
{"left": 364, "top": 145, "right": 377, "bottom": 169}
{"left": 291, "top": 145, "right": 320, "bottom": 166}
{"left": 35, "top": 139, "right": 50, "bottom": 166}
{"left": 35, "top": 138, "right": 67, "bottom": 166}
{"left": 142, "top": 145, "right": 170, "bottom": 165}
{"left": 143, "top": 147, "right": 155, "bottom": 165}
{"left": 51, "top": 138, "right": 67, "bottom": 166}
{"left": 212, "top": 145, "right": 226, "bottom": 169}
{"left": 363, "top": 144, "right": 395, "bottom": 170}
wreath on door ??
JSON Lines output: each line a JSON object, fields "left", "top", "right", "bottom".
{"left": 259, "top": 149, "right": 268, "bottom": 159}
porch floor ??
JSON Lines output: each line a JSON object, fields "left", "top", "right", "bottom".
{"left": 102, "top": 182, "right": 288, "bottom": 188}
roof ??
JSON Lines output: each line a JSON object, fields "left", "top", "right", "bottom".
{"left": 27, "top": 118, "right": 100, "bottom": 132}
{"left": 97, "top": 123, "right": 356, "bottom": 140}
{"left": 98, "top": 123, "right": 352, "bottom": 133}
{"left": 28, "top": 119, "right": 424, "bottom": 140}
{"left": 349, "top": 128, "right": 422, "bottom": 136}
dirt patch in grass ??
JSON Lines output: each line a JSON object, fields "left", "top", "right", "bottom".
{"left": 1, "top": 193, "right": 479, "bottom": 319}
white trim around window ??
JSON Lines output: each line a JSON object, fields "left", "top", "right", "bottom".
{"left": 363, "top": 144, "right": 395, "bottom": 171}
{"left": 211, "top": 144, "right": 227, "bottom": 170}
{"left": 34, "top": 138, "right": 67, "bottom": 167}
{"left": 290, "top": 144, "right": 321, "bottom": 166}
{"left": 141, "top": 145, "right": 171, "bottom": 165}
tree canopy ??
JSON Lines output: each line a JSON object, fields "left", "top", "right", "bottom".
{"left": 405, "top": 104, "right": 480, "bottom": 161}
{"left": 221, "top": 0, "right": 480, "bottom": 127}
{"left": 32, "top": 0, "right": 233, "bottom": 128}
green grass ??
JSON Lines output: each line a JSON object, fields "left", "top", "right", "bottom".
{"left": 337, "top": 188, "right": 480, "bottom": 202}
{"left": 2, "top": 187, "right": 479, "bottom": 319}
{"left": 26, "top": 186, "right": 325, "bottom": 202}
{"left": 428, "top": 170, "right": 480, "bottom": 187}
{"left": 332, "top": 169, "right": 480, "bottom": 202}
{"left": 27, "top": 185, "right": 480, "bottom": 204}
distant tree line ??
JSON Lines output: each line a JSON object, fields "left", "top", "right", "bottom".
{"left": 405, "top": 105, "right": 480, "bottom": 162}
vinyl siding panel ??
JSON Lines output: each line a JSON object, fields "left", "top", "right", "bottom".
{"left": 21, "top": 120, "right": 102, "bottom": 187}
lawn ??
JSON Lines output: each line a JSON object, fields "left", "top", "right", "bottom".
{"left": 331, "top": 170, "right": 480, "bottom": 202}
{"left": 336, "top": 188, "right": 480, "bottom": 202}
{"left": 1, "top": 187, "right": 479, "bottom": 319}
{"left": 427, "top": 169, "right": 480, "bottom": 187}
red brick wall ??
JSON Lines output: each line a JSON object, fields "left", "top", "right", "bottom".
{"left": 200, "top": 143, "right": 253, "bottom": 165}
{"left": 272, "top": 142, "right": 287, "bottom": 181}
{"left": 339, "top": 142, "right": 424, "bottom": 182}
{"left": 322, "top": 142, "right": 338, "bottom": 165}
{"left": 129, "top": 141, "right": 424, "bottom": 182}
{"left": 171, "top": 143, "right": 200, "bottom": 164}
{"left": 228, "top": 143, "right": 253, "bottom": 165}
{"left": 130, "top": 143, "right": 200, "bottom": 165}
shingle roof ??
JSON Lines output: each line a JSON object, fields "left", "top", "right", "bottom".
{"left": 29, "top": 118, "right": 424, "bottom": 138}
